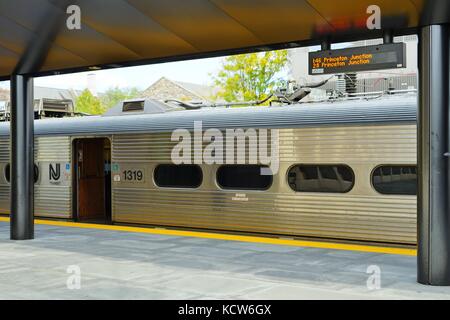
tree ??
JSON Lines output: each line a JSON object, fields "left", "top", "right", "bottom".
{"left": 100, "top": 86, "right": 140, "bottom": 110}
{"left": 75, "top": 89, "right": 105, "bottom": 115}
{"left": 213, "top": 50, "right": 288, "bottom": 103}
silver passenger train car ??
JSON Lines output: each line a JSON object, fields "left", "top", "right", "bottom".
{"left": 0, "top": 96, "right": 417, "bottom": 244}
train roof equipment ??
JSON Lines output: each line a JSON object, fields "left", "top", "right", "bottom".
{"left": 0, "top": 98, "right": 77, "bottom": 121}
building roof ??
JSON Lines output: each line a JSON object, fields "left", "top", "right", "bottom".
{"left": 0, "top": 0, "right": 440, "bottom": 79}
{"left": 0, "top": 86, "right": 81, "bottom": 102}
{"left": 141, "top": 77, "right": 217, "bottom": 102}
{"left": 172, "top": 80, "right": 219, "bottom": 100}
{"left": 34, "top": 86, "right": 81, "bottom": 101}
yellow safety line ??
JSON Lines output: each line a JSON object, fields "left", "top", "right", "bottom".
{"left": 0, "top": 216, "right": 416, "bottom": 256}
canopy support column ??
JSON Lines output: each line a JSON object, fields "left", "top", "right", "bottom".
{"left": 418, "top": 24, "right": 450, "bottom": 285}
{"left": 10, "top": 74, "right": 34, "bottom": 240}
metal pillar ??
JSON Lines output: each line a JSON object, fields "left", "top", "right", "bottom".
{"left": 10, "top": 74, "right": 34, "bottom": 240}
{"left": 383, "top": 30, "right": 393, "bottom": 44}
{"left": 321, "top": 37, "right": 331, "bottom": 51}
{"left": 418, "top": 24, "right": 450, "bottom": 285}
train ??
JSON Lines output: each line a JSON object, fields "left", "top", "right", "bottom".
{"left": 0, "top": 95, "right": 417, "bottom": 244}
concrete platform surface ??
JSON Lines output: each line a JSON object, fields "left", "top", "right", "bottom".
{"left": 1, "top": 221, "right": 450, "bottom": 300}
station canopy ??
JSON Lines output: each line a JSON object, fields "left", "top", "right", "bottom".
{"left": 0, "top": 0, "right": 447, "bottom": 80}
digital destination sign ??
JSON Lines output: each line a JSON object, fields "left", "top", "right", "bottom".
{"left": 309, "top": 43, "right": 406, "bottom": 75}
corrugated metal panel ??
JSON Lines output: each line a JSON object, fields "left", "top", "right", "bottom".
{"left": 0, "top": 136, "right": 72, "bottom": 218}
{"left": 0, "top": 137, "right": 8, "bottom": 162}
{"left": 0, "top": 138, "right": 9, "bottom": 213}
{"left": 112, "top": 123, "right": 417, "bottom": 244}
{"left": 112, "top": 133, "right": 175, "bottom": 162}
{"left": 113, "top": 190, "right": 416, "bottom": 243}
{"left": 279, "top": 125, "right": 416, "bottom": 163}
{"left": 0, "top": 97, "right": 417, "bottom": 137}
{"left": 35, "top": 136, "right": 71, "bottom": 161}
{"left": 34, "top": 136, "right": 72, "bottom": 218}
{"left": 34, "top": 137, "right": 72, "bottom": 218}
{"left": 112, "top": 130, "right": 274, "bottom": 163}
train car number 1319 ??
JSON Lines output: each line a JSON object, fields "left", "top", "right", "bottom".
{"left": 122, "top": 169, "right": 144, "bottom": 181}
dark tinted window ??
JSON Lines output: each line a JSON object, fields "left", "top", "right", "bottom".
{"left": 154, "top": 164, "right": 202, "bottom": 188}
{"left": 4, "top": 163, "right": 39, "bottom": 183}
{"left": 34, "top": 165, "right": 39, "bottom": 183}
{"left": 4, "top": 163, "right": 9, "bottom": 183}
{"left": 217, "top": 165, "right": 272, "bottom": 190}
{"left": 288, "top": 165, "right": 354, "bottom": 193}
{"left": 372, "top": 165, "right": 417, "bottom": 195}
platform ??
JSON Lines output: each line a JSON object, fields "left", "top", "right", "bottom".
{"left": 1, "top": 219, "right": 450, "bottom": 300}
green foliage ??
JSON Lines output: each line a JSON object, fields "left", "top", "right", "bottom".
{"left": 75, "top": 87, "right": 141, "bottom": 115}
{"left": 100, "top": 86, "right": 140, "bottom": 110}
{"left": 213, "top": 50, "right": 288, "bottom": 104}
{"left": 75, "top": 89, "right": 105, "bottom": 115}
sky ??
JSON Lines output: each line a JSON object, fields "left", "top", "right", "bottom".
{"left": 0, "top": 43, "right": 349, "bottom": 93}
{"left": 0, "top": 55, "right": 225, "bottom": 93}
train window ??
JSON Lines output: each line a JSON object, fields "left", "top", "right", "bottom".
{"left": 4, "top": 163, "right": 39, "bottom": 183}
{"left": 216, "top": 165, "right": 273, "bottom": 190}
{"left": 154, "top": 164, "right": 202, "bottom": 188}
{"left": 34, "top": 165, "right": 39, "bottom": 183}
{"left": 372, "top": 165, "right": 417, "bottom": 195}
{"left": 4, "top": 163, "right": 9, "bottom": 183}
{"left": 288, "top": 165, "right": 354, "bottom": 193}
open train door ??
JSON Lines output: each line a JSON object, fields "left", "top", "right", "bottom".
{"left": 73, "top": 138, "right": 111, "bottom": 223}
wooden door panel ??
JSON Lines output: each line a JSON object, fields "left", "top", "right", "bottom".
{"left": 77, "top": 139, "right": 105, "bottom": 220}
{"left": 79, "top": 177, "right": 104, "bottom": 219}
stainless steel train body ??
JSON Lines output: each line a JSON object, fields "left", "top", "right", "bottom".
{"left": 0, "top": 96, "right": 417, "bottom": 244}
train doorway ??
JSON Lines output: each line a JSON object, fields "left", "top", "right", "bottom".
{"left": 73, "top": 138, "right": 112, "bottom": 223}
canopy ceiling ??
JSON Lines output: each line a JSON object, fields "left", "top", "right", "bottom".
{"left": 0, "top": 0, "right": 446, "bottom": 80}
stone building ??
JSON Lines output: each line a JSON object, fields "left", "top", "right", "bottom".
{"left": 0, "top": 88, "right": 8, "bottom": 101}
{"left": 141, "top": 77, "right": 217, "bottom": 103}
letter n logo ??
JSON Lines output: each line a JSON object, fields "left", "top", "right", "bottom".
{"left": 49, "top": 163, "right": 61, "bottom": 181}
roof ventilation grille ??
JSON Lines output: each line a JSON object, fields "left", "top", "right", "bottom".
{"left": 122, "top": 100, "right": 145, "bottom": 112}
{"left": 103, "top": 98, "right": 184, "bottom": 116}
